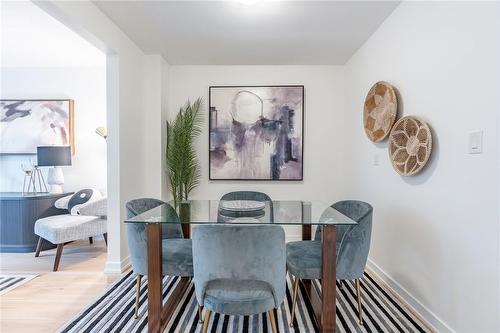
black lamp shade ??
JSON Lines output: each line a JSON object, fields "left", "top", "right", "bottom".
{"left": 37, "top": 146, "right": 72, "bottom": 167}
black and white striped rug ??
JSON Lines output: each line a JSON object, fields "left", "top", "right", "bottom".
{"left": 58, "top": 271, "right": 431, "bottom": 333}
{"left": 0, "top": 274, "right": 37, "bottom": 295}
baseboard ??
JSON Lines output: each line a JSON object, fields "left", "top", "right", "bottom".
{"left": 104, "top": 256, "right": 131, "bottom": 274}
{"left": 366, "top": 259, "right": 455, "bottom": 333}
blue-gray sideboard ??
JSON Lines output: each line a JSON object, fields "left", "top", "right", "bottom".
{"left": 0, "top": 192, "right": 73, "bottom": 253}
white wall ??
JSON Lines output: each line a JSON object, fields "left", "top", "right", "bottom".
{"left": 0, "top": 67, "right": 107, "bottom": 194}
{"left": 167, "top": 65, "right": 345, "bottom": 240}
{"left": 143, "top": 55, "right": 168, "bottom": 199}
{"left": 34, "top": 0, "right": 167, "bottom": 273}
{"left": 344, "top": 2, "right": 500, "bottom": 332}
{"left": 161, "top": 58, "right": 171, "bottom": 201}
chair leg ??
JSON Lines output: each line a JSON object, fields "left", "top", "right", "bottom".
{"left": 268, "top": 309, "right": 277, "bottom": 333}
{"left": 290, "top": 276, "right": 300, "bottom": 326}
{"left": 103, "top": 233, "right": 108, "bottom": 247}
{"left": 53, "top": 244, "right": 64, "bottom": 271}
{"left": 202, "top": 309, "right": 211, "bottom": 333}
{"left": 356, "top": 278, "right": 363, "bottom": 325}
{"left": 198, "top": 304, "right": 203, "bottom": 323}
{"left": 35, "top": 237, "right": 44, "bottom": 257}
{"left": 134, "top": 275, "right": 142, "bottom": 319}
{"left": 89, "top": 237, "right": 93, "bottom": 244}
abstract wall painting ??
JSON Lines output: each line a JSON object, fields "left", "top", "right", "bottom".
{"left": 0, "top": 100, "right": 75, "bottom": 154}
{"left": 209, "top": 86, "right": 304, "bottom": 180}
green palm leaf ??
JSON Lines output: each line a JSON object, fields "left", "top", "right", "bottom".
{"left": 166, "top": 97, "right": 204, "bottom": 203}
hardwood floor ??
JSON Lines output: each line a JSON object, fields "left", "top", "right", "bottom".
{"left": 0, "top": 238, "right": 120, "bottom": 333}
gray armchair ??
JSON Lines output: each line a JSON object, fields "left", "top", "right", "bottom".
{"left": 193, "top": 223, "right": 286, "bottom": 333}
{"left": 125, "top": 198, "right": 193, "bottom": 319}
{"left": 219, "top": 191, "right": 274, "bottom": 222}
{"left": 34, "top": 197, "right": 108, "bottom": 271}
{"left": 286, "top": 200, "right": 373, "bottom": 325}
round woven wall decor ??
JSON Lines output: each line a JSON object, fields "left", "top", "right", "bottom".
{"left": 388, "top": 116, "right": 432, "bottom": 176}
{"left": 363, "top": 81, "right": 397, "bottom": 142}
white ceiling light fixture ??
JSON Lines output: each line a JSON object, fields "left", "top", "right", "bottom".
{"left": 238, "top": 0, "right": 260, "bottom": 5}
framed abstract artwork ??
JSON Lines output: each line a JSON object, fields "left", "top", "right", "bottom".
{"left": 209, "top": 86, "right": 304, "bottom": 180}
{"left": 0, "top": 99, "right": 75, "bottom": 154}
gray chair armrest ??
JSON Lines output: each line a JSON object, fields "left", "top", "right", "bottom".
{"left": 78, "top": 197, "right": 107, "bottom": 217}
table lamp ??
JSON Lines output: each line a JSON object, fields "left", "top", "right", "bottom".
{"left": 37, "top": 146, "right": 72, "bottom": 194}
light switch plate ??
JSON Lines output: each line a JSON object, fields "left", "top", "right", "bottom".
{"left": 469, "top": 131, "right": 483, "bottom": 154}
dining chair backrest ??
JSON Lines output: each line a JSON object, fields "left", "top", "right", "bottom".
{"left": 220, "top": 191, "right": 272, "bottom": 202}
{"left": 219, "top": 191, "right": 274, "bottom": 222}
{"left": 192, "top": 223, "right": 286, "bottom": 307}
{"left": 125, "top": 198, "right": 181, "bottom": 276}
{"left": 315, "top": 200, "right": 373, "bottom": 280}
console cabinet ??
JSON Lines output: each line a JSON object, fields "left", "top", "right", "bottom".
{"left": 0, "top": 192, "right": 72, "bottom": 252}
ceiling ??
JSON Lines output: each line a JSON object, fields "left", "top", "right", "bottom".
{"left": 93, "top": 1, "right": 400, "bottom": 65}
{"left": 1, "top": 1, "right": 105, "bottom": 68}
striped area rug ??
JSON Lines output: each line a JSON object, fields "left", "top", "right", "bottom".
{"left": 59, "top": 271, "right": 431, "bottom": 333}
{"left": 0, "top": 274, "right": 37, "bottom": 295}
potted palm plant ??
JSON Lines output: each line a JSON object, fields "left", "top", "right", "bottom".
{"left": 166, "top": 98, "right": 204, "bottom": 207}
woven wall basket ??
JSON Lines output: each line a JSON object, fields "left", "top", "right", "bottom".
{"left": 363, "top": 81, "right": 398, "bottom": 142}
{"left": 388, "top": 116, "right": 432, "bottom": 176}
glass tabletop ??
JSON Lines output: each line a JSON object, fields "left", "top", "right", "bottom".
{"left": 125, "top": 200, "right": 357, "bottom": 226}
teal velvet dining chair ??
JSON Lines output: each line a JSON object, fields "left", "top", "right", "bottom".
{"left": 125, "top": 198, "right": 194, "bottom": 319}
{"left": 286, "top": 200, "right": 373, "bottom": 326}
{"left": 192, "top": 223, "right": 286, "bottom": 333}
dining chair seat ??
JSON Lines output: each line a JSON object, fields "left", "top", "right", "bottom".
{"left": 203, "top": 278, "right": 276, "bottom": 316}
{"left": 287, "top": 240, "right": 321, "bottom": 279}
{"left": 161, "top": 238, "right": 193, "bottom": 277}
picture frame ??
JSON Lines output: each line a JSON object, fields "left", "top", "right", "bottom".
{"left": 0, "top": 99, "right": 75, "bottom": 155}
{"left": 209, "top": 85, "right": 304, "bottom": 181}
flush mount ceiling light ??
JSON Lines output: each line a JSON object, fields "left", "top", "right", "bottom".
{"left": 238, "top": 0, "right": 261, "bottom": 5}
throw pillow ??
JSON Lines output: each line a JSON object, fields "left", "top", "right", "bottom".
{"left": 54, "top": 194, "right": 73, "bottom": 210}
{"left": 68, "top": 189, "right": 102, "bottom": 215}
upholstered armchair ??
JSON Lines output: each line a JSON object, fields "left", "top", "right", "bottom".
{"left": 125, "top": 198, "right": 193, "bottom": 319}
{"left": 192, "top": 223, "right": 286, "bottom": 333}
{"left": 34, "top": 197, "right": 108, "bottom": 271}
{"left": 286, "top": 200, "right": 373, "bottom": 325}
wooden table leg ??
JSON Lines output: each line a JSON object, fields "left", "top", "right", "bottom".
{"left": 179, "top": 201, "right": 191, "bottom": 238}
{"left": 301, "top": 224, "right": 313, "bottom": 294}
{"left": 301, "top": 201, "right": 313, "bottom": 294}
{"left": 302, "top": 224, "right": 311, "bottom": 241}
{"left": 321, "top": 225, "right": 336, "bottom": 333}
{"left": 147, "top": 223, "right": 162, "bottom": 333}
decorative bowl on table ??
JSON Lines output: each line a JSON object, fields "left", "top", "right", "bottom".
{"left": 218, "top": 200, "right": 267, "bottom": 221}
{"left": 219, "top": 200, "right": 266, "bottom": 212}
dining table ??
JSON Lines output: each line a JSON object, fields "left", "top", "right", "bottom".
{"left": 125, "top": 200, "right": 357, "bottom": 333}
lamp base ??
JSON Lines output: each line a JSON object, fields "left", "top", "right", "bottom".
{"left": 49, "top": 184, "right": 64, "bottom": 194}
{"left": 47, "top": 167, "right": 65, "bottom": 194}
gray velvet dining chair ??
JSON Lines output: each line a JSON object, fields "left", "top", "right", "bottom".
{"left": 286, "top": 200, "right": 373, "bottom": 326}
{"left": 192, "top": 223, "right": 286, "bottom": 333}
{"left": 219, "top": 191, "right": 274, "bottom": 222}
{"left": 125, "top": 198, "right": 194, "bottom": 319}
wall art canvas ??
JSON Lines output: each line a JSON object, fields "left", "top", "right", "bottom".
{"left": 209, "top": 86, "right": 303, "bottom": 180}
{"left": 0, "top": 99, "right": 74, "bottom": 154}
